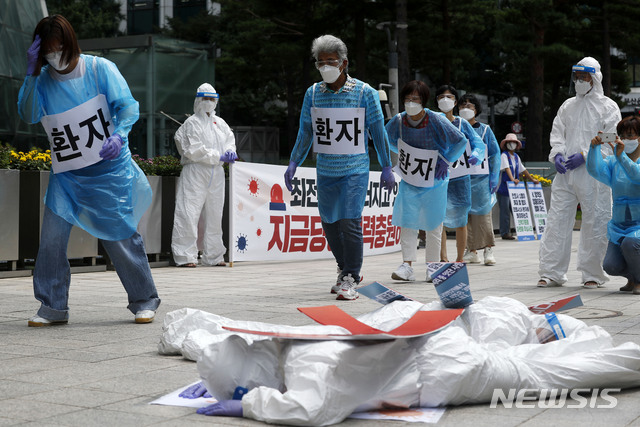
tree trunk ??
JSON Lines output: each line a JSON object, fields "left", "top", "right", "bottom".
{"left": 602, "top": 5, "right": 611, "bottom": 97}
{"left": 441, "top": 0, "right": 451, "bottom": 83}
{"left": 527, "top": 24, "right": 545, "bottom": 161}
{"left": 396, "top": 0, "right": 410, "bottom": 90}
{"left": 354, "top": 1, "right": 367, "bottom": 80}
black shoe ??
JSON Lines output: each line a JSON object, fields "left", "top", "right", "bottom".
{"left": 501, "top": 234, "right": 516, "bottom": 240}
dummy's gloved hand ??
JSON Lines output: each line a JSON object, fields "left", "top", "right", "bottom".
{"left": 489, "top": 177, "right": 499, "bottom": 194}
{"left": 197, "top": 400, "right": 243, "bottom": 417}
{"left": 468, "top": 155, "right": 480, "bottom": 166}
{"left": 99, "top": 134, "right": 123, "bottom": 160}
{"left": 220, "top": 150, "right": 238, "bottom": 163}
{"left": 179, "top": 382, "right": 212, "bottom": 399}
{"left": 564, "top": 152, "right": 585, "bottom": 170}
{"left": 380, "top": 166, "right": 395, "bottom": 192}
{"left": 284, "top": 161, "right": 297, "bottom": 192}
{"left": 554, "top": 153, "right": 567, "bottom": 174}
{"left": 435, "top": 157, "right": 448, "bottom": 180}
{"left": 27, "top": 35, "right": 41, "bottom": 76}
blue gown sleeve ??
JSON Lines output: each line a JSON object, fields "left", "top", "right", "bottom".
{"left": 384, "top": 114, "right": 401, "bottom": 154}
{"left": 434, "top": 117, "right": 467, "bottom": 163}
{"left": 290, "top": 86, "right": 314, "bottom": 165}
{"left": 485, "top": 125, "right": 501, "bottom": 186}
{"left": 17, "top": 75, "right": 43, "bottom": 124}
{"left": 96, "top": 58, "right": 139, "bottom": 143}
{"left": 364, "top": 86, "right": 391, "bottom": 168}
{"left": 461, "top": 119, "right": 485, "bottom": 163}
{"left": 586, "top": 144, "right": 613, "bottom": 187}
{"left": 616, "top": 151, "right": 640, "bottom": 184}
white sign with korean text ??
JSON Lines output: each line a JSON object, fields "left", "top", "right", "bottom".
{"left": 507, "top": 181, "right": 535, "bottom": 241}
{"left": 395, "top": 139, "right": 438, "bottom": 188}
{"left": 526, "top": 182, "right": 548, "bottom": 239}
{"left": 229, "top": 162, "right": 400, "bottom": 262}
{"left": 449, "top": 142, "right": 489, "bottom": 179}
{"left": 41, "top": 94, "right": 114, "bottom": 174}
{"left": 311, "top": 107, "right": 366, "bottom": 155}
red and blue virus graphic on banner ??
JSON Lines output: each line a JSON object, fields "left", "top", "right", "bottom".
{"left": 235, "top": 233, "right": 248, "bottom": 253}
{"left": 248, "top": 177, "right": 259, "bottom": 196}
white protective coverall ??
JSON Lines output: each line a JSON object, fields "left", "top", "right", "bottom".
{"left": 159, "top": 297, "right": 640, "bottom": 426}
{"left": 539, "top": 57, "right": 620, "bottom": 285}
{"left": 172, "top": 83, "right": 236, "bottom": 266}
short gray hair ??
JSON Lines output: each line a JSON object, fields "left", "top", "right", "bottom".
{"left": 311, "top": 34, "right": 348, "bottom": 62}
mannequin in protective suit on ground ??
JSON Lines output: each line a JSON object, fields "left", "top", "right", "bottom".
{"left": 538, "top": 57, "right": 621, "bottom": 288}
{"left": 172, "top": 83, "right": 237, "bottom": 267}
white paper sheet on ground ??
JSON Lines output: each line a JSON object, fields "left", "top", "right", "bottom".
{"left": 349, "top": 407, "right": 445, "bottom": 423}
{"left": 149, "top": 381, "right": 218, "bottom": 408}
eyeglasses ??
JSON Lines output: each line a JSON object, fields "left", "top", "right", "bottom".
{"left": 437, "top": 94, "right": 456, "bottom": 100}
{"left": 458, "top": 102, "right": 475, "bottom": 109}
{"left": 404, "top": 96, "right": 422, "bottom": 103}
{"left": 315, "top": 59, "right": 341, "bottom": 68}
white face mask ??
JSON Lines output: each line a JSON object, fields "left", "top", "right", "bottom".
{"left": 622, "top": 138, "right": 639, "bottom": 153}
{"left": 438, "top": 97, "right": 455, "bottom": 113}
{"left": 506, "top": 142, "right": 517, "bottom": 151}
{"left": 198, "top": 99, "right": 217, "bottom": 115}
{"left": 574, "top": 79, "right": 592, "bottom": 95}
{"left": 459, "top": 108, "right": 475, "bottom": 121}
{"left": 404, "top": 102, "right": 423, "bottom": 116}
{"left": 45, "top": 51, "right": 69, "bottom": 71}
{"left": 318, "top": 65, "right": 342, "bottom": 84}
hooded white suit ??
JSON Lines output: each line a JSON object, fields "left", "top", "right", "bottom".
{"left": 172, "top": 83, "right": 236, "bottom": 266}
{"left": 539, "top": 57, "right": 620, "bottom": 285}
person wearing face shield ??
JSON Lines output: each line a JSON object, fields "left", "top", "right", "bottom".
{"left": 538, "top": 57, "right": 621, "bottom": 289}
{"left": 172, "top": 83, "right": 237, "bottom": 268}
{"left": 17, "top": 15, "right": 161, "bottom": 326}
{"left": 283, "top": 34, "right": 395, "bottom": 300}
{"left": 457, "top": 94, "right": 501, "bottom": 265}
{"left": 497, "top": 134, "right": 539, "bottom": 240}
{"left": 434, "top": 85, "right": 486, "bottom": 263}
{"left": 386, "top": 81, "right": 467, "bottom": 282}
{"left": 587, "top": 116, "right": 640, "bottom": 295}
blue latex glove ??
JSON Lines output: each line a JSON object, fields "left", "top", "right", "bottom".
{"left": 220, "top": 150, "right": 237, "bottom": 163}
{"left": 380, "top": 166, "right": 395, "bottom": 192}
{"left": 435, "top": 157, "right": 448, "bottom": 180}
{"left": 554, "top": 153, "right": 567, "bottom": 174}
{"left": 468, "top": 155, "right": 480, "bottom": 166}
{"left": 179, "top": 382, "right": 212, "bottom": 399}
{"left": 489, "top": 177, "right": 499, "bottom": 194}
{"left": 197, "top": 399, "right": 243, "bottom": 417}
{"left": 284, "top": 161, "right": 297, "bottom": 192}
{"left": 99, "top": 134, "right": 123, "bottom": 160}
{"left": 564, "top": 152, "right": 585, "bottom": 170}
{"left": 27, "top": 35, "right": 41, "bottom": 76}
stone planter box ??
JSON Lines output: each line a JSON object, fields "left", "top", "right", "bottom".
{"left": 19, "top": 170, "right": 99, "bottom": 265}
{"left": 0, "top": 169, "right": 20, "bottom": 271}
{"left": 137, "top": 175, "right": 162, "bottom": 255}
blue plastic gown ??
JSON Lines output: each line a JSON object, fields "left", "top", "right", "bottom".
{"left": 289, "top": 76, "right": 391, "bottom": 223}
{"left": 386, "top": 110, "right": 467, "bottom": 230}
{"left": 17, "top": 54, "right": 150, "bottom": 241}
{"left": 443, "top": 116, "right": 485, "bottom": 228}
{"left": 469, "top": 122, "right": 501, "bottom": 215}
{"left": 587, "top": 144, "right": 640, "bottom": 244}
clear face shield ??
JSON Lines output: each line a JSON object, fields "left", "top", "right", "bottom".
{"left": 195, "top": 91, "right": 219, "bottom": 114}
{"left": 569, "top": 65, "right": 596, "bottom": 96}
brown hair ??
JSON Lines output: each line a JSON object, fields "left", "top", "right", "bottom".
{"left": 616, "top": 115, "right": 640, "bottom": 138}
{"left": 399, "top": 80, "right": 431, "bottom": 108}
{"left": 32, "top": 15, "right": 81, "bottom": 76}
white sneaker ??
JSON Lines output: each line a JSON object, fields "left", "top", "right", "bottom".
{"left": 336, "top": 274, "right": 359, "bottom": 301}
{"left": 331, "top": 266, "right": 344, "bottom": 294}
{"left": 28, "top": 315, "right": 68, "bottom": 327}
{"left": 463, "top": 249, "right": 482, "bottom": 264}
{"left": 484, "top": 247, "right": 496, "bottom": 265}
{"left": 135, "top": 310, "right": 156, "bottom": 324}
{"left": 425, "top": 272, "right": 433, "bottom": 283}
{"left": 391, "top": 262, "right": 415, "bottom": 281}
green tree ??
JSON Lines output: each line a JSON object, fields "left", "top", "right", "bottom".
{"left": 47, "top": 0, "right": 124, "bottom": 39}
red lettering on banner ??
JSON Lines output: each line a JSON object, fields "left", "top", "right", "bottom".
{"left": 362, "top": 214, "right": 400, "bottom": 249}
{"left": 268, "top": 215, "right": 327, "bottom": 253}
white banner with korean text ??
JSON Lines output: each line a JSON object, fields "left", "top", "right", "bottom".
{"left": 229, "top": 162, "right": 400, "bottom": 262}
{"left": 507, "top": 181, "right": 536, "bottom": 241}
{"left": 526, "top": 182, "right": 548, "bottom": 239}
{"left": 449, "top": 142, "right": 489, "bottom": 179}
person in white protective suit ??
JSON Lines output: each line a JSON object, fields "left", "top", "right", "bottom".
{"left": 159, "top": 298, "right": 640, "bottom": 426}
{"left": 172, "top": 83, "right": 237, "bottom": 267}
{"left": 538, "top": 57, "right": 621, "bottom": 289}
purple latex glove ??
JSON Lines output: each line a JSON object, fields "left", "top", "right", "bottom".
{"left": 468, "top": 155, "right": 480, "bottom": 166}
{"left": 220, "top": 150, "right": 237, "bottom": 163}
{"left": 179, "top": 382, "right": 212, "bottom": 399}
{"left": 99, "top": 134, "right": 123, "bottom": 160}
{"left": 197, "top": 399, "right": 243, "bottom": 417}
{"left": 435, "top": 157, "right": 448, "bottom": 180}
{"left": 489, "top": 176, "right": 499, "bottom": 194}
{"left": 27, "top": 35, "right": 41, "bottom": 76}
{"left": 554, "top": 153, "right": 567, "bottom": 174}
{"left": 284, "top": 161, "right": 297, "bottom": 192}
{"left": 380, "top": 166, "right": 395, "bottom": 192}
{"left": 564, "top": 152, "right": 585, "bottom": 170}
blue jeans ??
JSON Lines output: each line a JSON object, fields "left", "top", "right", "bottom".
{"left": 322, "top": 218, "right": 363, "bottom": 282}
{"left": 33, "top": 206, "right": 161, "bottom": 321}
{"left": 498, "top": 193, "right": 512, "bottom": 236}
{"left": 603, "top": 237, "right": 640, "bottom": 283}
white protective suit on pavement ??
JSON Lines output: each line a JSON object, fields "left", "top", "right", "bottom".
{"left": 172, "top": 83, "right": 236, "bottom": 266}
{"left": 159, "top": 297, "right": 640, "bottom": 426}
{"left": 539, "top": 57, "right": 620, "bottom": 286}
